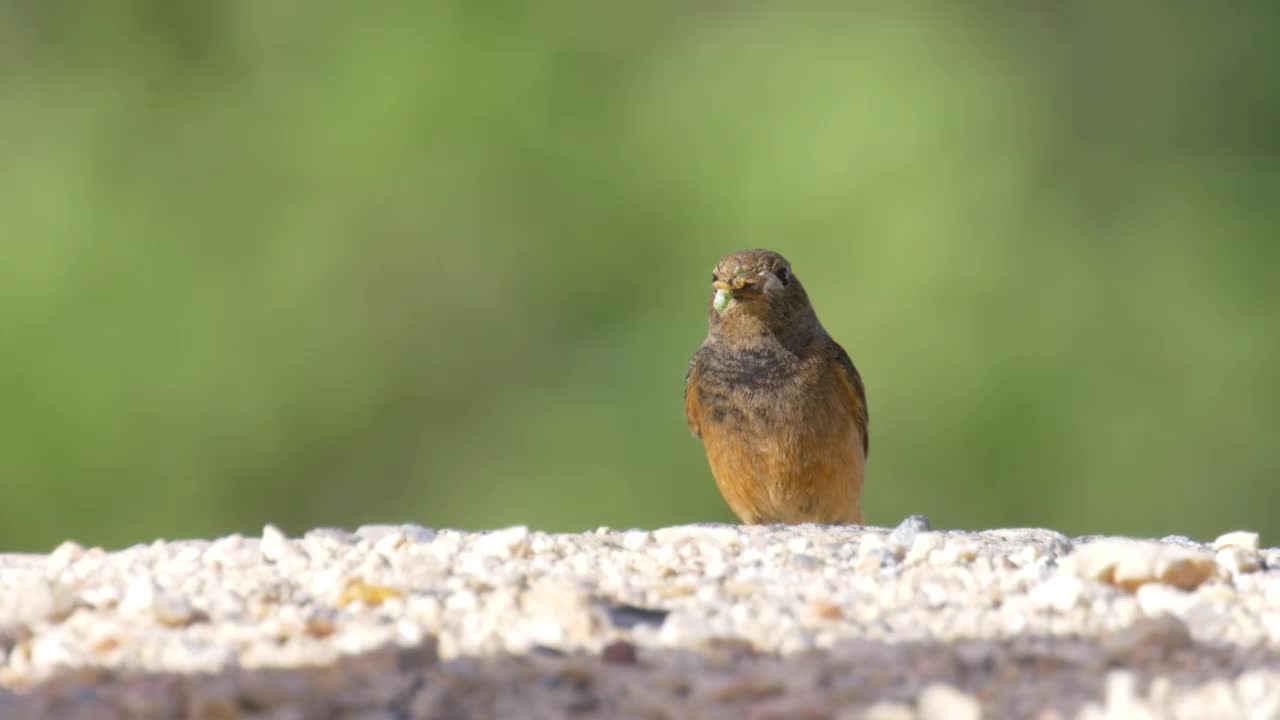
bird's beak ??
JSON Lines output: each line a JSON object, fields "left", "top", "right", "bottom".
{"left": 711, "top": 274, "right": 767, "bottom": 313}
{"left": 712, "top": 275, "right": 766, "bottom": 295}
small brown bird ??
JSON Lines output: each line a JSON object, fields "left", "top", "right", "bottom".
{"left": 684, "top": 249, "right": 869, "bottom": 525}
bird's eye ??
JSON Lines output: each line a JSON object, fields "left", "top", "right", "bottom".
{"left": 776, "top": 267, "right": 790, "bottom": 286}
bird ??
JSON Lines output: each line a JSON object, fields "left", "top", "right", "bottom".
{"left": 684, "top": 249, "right": 869, "bottom": 525}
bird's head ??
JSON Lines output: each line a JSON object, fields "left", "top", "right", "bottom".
{"left": 706, "top": 249, "right": 819, "bottom": 341}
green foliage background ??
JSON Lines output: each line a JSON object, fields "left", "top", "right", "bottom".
{"left": 2, "top": 3, "right": 1277, "bottom": 551}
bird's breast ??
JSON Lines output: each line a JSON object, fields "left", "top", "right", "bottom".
{"left": 692, "top": 340, "right": 865, "bottom": 524}
{"left": 694, "top": 343, "right": 838, "bottom": 437}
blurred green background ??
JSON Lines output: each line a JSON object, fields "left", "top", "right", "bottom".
{"left": 2, "top": 2, "right": 1277, "bottom": 552}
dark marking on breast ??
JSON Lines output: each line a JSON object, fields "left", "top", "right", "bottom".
{"left": 709, "top": 405, "right": 747, "bottom": 424}
{"left": 698, "top": 343, "right": 798, "bottom": 390}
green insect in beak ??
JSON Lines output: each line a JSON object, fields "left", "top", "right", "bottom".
{"left": 713, "top": 266, "right": 756, "bottom": 313}
{"left": 713, "top": 288, "right": 732, "bottom": 313}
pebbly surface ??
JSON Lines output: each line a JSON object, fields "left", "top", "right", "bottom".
{"left": 1, "top": 519, "right": 1278, "bottom": 719}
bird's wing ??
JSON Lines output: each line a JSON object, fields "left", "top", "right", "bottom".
{"left": 684, "top": 350, "right": 705, "bottom": 439}
{"left": 829, "top": 340, "right": 869, "bottom": 456}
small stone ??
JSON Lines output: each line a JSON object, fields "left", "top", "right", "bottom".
{"left": 1216, "top": 547, "right": 1260, "bottom": 576}
{"left": 1004, "top": 612, "right": 1028, "bottom": 634}
{"left": 1061, "top": 539, "right": 1216, "bottom": 592}
{"left": 857, "top": 534, "right": 896, "bottom": 567}
{"left": 1102, "top": 615, "right": 1193, "bottom": 659}
{"left": 203, "top": 534, "right": 249, "bottom": 564}
{"left": 355, "top": 524, "right": 402, "bottom": 544}
{"left": 445, "top": 590, "right": 477, "bottom": 612}
{"left": 920, "top": 583, "right": 947, "bottom": 608}
{"left": 602, "top": 602, "right": 669, "bottom": 630}
{"left": 704, "top": 554, "right": 729, "bottom": 578}
{"left": 261, "top": 524, "right": 290, "bottom": 562}
{"left": 855, "top": 551, "right": 885, "bottom": 572}
{"left": 810, "top": 599, "right": 843, "bottom": 620}
{"left": 657, "top": 611, "right": 714, "bottom": 647}
{"left": 119, "top": 578, "right": 158, "bottom": 617}
{"left": 49, "top": 541, "right": 86, "bottom": 570}
{"left": 1029, "top": 574, "right": 1084, "bottom": 612}
{"left": 724, "top": 581, "right": 764, "bottom": 598}
{"left": 471, "top": 525, "right": 530, "bottom": 559}
{"left": 153, "top": 592, "right": 201, "bottom": 627}
{"left": 373, "top": 530, "right": 407, "bottom": 557}
{"left": 304, "top": 608, "right": 338, "bottom": 638}
{"left": 859, "top": 534, "right": 888, "bottom": 555}
{"left": 1181, "top": 595, "right": 1230, "bottom": 641}
{"left": 917, "top": 683, "right": 980, "bottom": 720}
{"left": 654, "top": 584, "right": 696, "bottom": 599}
{"left": 930, "top": 538, "right": 979, "bottom": 565}
{"left": 519, "top": 580, "right": 595, "bottom": 647}
{"left": 904, "top": 533, "right": 945, "bottom": 565}
{"left": 1156, "top": 554, "right": 1217, "bottom": 589}
{"left": 29, "top": 634, "right": 76, "bottom": 670}
{"left": 602, "top": 639, "right": 638, "bottom": 665}
{"left": 0, "top": 573, "right": 68, "bottom": 625}
{"left": 1146, "top": 675, "right": 1173, "bottom": 709}
{"left": 338, "top": 579, "right": 404, "bottom": 608}
{"left": 303, "top": 527, "right": 356, "bottom": 546}
{"left": 400, "top": 524, "right": 437, "bottom": 543}
{"left": 1008, "top": 545, "right": 1040, "bottom": 568}
{"left": 622, "top": 531, "right": 650, "bottom": 550}
{"left": 1135, "top": 582, "right": 1193, "bottom": 617}
{"left": 1212, "top": 530, "right": 1259, "bottom": 553}
{"left": 80, "top": 582, "right": 122, "bottom": 610}
{"left": 889, "top": 514, "right": 932, "bottom": 550}
{"left": 1103, "top": 671, "right": 1150, "bottom": 718}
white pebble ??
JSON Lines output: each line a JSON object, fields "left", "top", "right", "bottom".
{"left": 622, "top": 531, "right": 650, "bottom": 551}
{"left": 1030, "top": 574, "right": 1085, "bottom": 613}
{"left": 471, "top": 526, "right": 530, "bottom": 559}
{"left": 1216, "top": 547, "right": 1260, "bottom": 576}
{"left": 1212, "top": 530, "right": 1259, "bottom": 553}
{"left": 1136, "top": 583, "right": 1194, "bottom": 617}
{"left": 261, "top": 524, "right": 290, "bottom": 562}
{"left": 918, "top": 682, "right": 981, "bottom": 720}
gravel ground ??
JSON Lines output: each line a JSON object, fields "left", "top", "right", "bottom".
{"left": 1, "top": 519, "right": 1278, "bottom": 719}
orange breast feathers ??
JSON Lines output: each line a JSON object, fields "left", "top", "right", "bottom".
{"left": 685, "top": 347, "right": 867, "bottom": 525}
